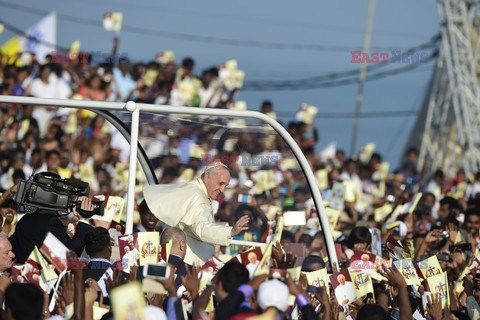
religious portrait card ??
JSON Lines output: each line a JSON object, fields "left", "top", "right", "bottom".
{"left": 118, "top": 233, "right": 139, "bottom": 273}
{"left": 329, "top": 269, "right": 357, "bottom": 306}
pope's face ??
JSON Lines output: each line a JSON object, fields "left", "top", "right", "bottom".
{"left": 337, "top": 275, "right": 346, "bottom": 286}
{"left": 203, "top": 168, "right": 230, "bottom": 200}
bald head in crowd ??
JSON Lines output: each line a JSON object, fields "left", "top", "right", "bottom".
{"left": 0, "top": 233, "right": 15, "bottom": 272}
{"left": 160, "top": 227, "right": 187, "bottom": 260}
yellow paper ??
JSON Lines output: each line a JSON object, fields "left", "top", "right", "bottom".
{"left": 325, "top": 207, "right": 340, "bottom": 229}
{"left": 454, "top": 182, "right": 467, "bottom": 199}
{"left": 79, "top": 163, "right": 94, "bottom": 185}
{"left": 218, "top": 254, "right": 233, "bottom": 263}
{"left": 111, "top": 282, "right": 146, "bottom": 320}
{"left": 379, "top": 163, "right": 390, "bottom": 181}
{"left": 144, "top": 69, "right": 158, "bottom": 87}
{"left": 111, "top": 12, "right": 123, "bottom": 32}
{"left": 316, "top": 169, "right": 329, "bottom": 190}
{"left": 254, "top": 242, "right": 273, "bottom": 276}
{"left": 69, "top": 40, "right": 81, "bottom": 59}
{"left": 138, "top": 232, "right": 160, "bottom": 266}
{"left": 406, "top": 193, "right": 423, "bottom": 216}
{"left": 28, "top": 246, "right": 58, "bottom": 282}
{"left": 386, "top": 204, "right": 404, "bottom": 225}
{"left": 287, "top": 266, "right": 301, "bottom": 282}
{"left": 418, "top": 256, "right": 443, "bottom": 279}
{"left": 266, "top": 205, "right": 282, "bottom": 221}
{"left": 386, "top": 221, "right": 401, "bottom": 231}
{"left": 105, "top": 196, "right": 126, "bottom": 222}
{"left": 374, "top": 203, "right": 392, "bottom": 222}
{"left": 58, "top": 167, "right": 72, "bottom": 179}
{"left": 142, "top": 278, "right": 166, "bottom": 294}
{"left": 113, "top": 162, "right": 129, "bottom": 192}
{"left": 305, "top": 268, "right": 329, "bottom": 297}
{"left": 359, "top": 143, "right": 375, "bottom": 163}
{"left": 272, "top": 217, "right": 284, "bottom": 244}
{"left": 66, "top": 112, "right": 77, "bottom": 134}
{"left": 332, "top": 230, "right": 343, "bottom": 241}
{"left": 279, "top": 158, "right": 299, "bottom": 171}
{"left": 205, "top": 291, "right": 215, "bottom": 313}
{"left": 427, "top": 272, "right": 449, "bottom": 308}
{"left": 189, "top": 144, "right": 205, "bottom": 160}
{"left": 93, "top": 303, "right": 110, "bottom": 319}
{"left": 349, "top": 268, "right": 374, "bottom": 299}
{"left": 392, "top": 259, "right": 421, "bottom": 286}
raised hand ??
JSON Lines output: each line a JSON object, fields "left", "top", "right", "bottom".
{"left": 427, "top": 294, "right": 443, "bottom": 320}
{"left": 158, "top": 265, "right": 176, "bottom": 297}
{"left": 59, "top": 273, "right": 75, "bottom": 306}
{"left": 446, "top": 223, "right": 459, "bottom": 244}
{"left": 231, "top": 215, "right": 250, "bottom": 237}
{"left": 382, "top": 267, "right": 407, "bottom": 289}
{"left": 182, "top": 265, "right": 201, "bottom": 300}
{"left": 425, "top": 229, "right": 442, "bottom": 243}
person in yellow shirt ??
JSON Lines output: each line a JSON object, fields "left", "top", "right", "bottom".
{"left": 144, "top": 162, "right": 249, "bottom": 265}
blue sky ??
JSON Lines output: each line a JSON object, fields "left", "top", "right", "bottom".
{"left": 0, "top": 0, "right": 440, "bottom": 168}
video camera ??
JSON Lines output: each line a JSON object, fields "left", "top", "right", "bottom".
{"left": 15, "top": 172, "right": 104, "bottom": 217}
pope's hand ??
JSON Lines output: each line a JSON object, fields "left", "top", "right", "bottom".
{"left": 231, "top": 215, "right": 250, "bottom": 237}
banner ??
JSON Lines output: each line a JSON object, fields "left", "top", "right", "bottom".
{"left": 20, "top": 12, "right": 56, "bottom": 62}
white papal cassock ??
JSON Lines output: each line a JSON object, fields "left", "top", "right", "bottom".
{"left": 143, "top": 178, "right": 233, "bottom": 265}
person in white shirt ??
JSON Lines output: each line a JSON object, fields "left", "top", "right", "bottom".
{"left": 27, "top": 65, "right": 59, "bottom": 136}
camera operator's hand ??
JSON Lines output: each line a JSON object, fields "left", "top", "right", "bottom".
{"left": 73, "top": 197, "right": 94, "bottom": 221}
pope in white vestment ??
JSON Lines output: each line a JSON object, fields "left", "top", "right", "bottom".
{"left": 143, "top": 163, "right": 249, "bottom": 265}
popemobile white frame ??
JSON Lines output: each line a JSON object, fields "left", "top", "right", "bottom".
{"left": 0, "top": 96, "right": 338, "bottom": 269}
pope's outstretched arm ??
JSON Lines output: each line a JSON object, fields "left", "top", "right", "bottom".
{"left": 181, "top": 202, "right": 249, "bottom": 245}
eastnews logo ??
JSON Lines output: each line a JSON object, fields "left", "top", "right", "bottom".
{"left": 51, "top": 51, "right": 128, "bottom": 64}
{"left": 201, "top": 154, "right": 279, "bottom": 167}
{"left": 351, "top": 51, "right": 430, "bottom": 64}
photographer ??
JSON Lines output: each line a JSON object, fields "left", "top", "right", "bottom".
{"left": 9, "top": 196, "right": 94, "bottom": 263}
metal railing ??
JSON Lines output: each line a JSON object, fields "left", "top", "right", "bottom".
{"left": 0, "top": 95, "right": 338, "bottom": 269}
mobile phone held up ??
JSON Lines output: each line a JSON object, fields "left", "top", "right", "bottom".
{"left": 238, "top": 194, "right": 252, "bottom": 204}
{"left": 143, "top": 263, "right": 170, "bottom": 280}
{"left": 306, "top": 285, "right": 323, "bottom": 295}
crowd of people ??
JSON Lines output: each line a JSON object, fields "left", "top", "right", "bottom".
{"left": 0, "top": 42, "right": 480, "bottom": 320}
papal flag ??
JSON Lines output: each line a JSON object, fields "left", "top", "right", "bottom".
{"left": 20, "top": 12, "right": 56, "bottom": 62}
{"left": 1, "top": 12, "right": 56, "bottom": 64}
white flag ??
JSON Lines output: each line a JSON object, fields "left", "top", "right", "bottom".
{"left": 20, "top": 12, "right": 56, "bottom": 62}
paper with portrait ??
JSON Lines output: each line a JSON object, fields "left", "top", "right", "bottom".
{"left": 110, "top": 282, "right": 146, "bottom": 320}
{"left": 329, "top": 269, "right": 357, "bottom": 307}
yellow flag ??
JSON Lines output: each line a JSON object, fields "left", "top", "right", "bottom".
{"left": 69, "top": 40, "right": 81, "bottom": 59}
{"left": 111, "top": 12, "right": 123, "bottom": 32}
{"left": 1, "top": 36, "right": 21, "bottom": 65}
